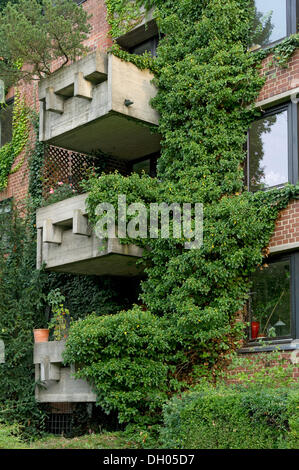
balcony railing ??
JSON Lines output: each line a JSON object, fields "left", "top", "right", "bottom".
{"left": 36, "top": 193, "right": 144, "bottom": 277}
{"left": 34, "top": 340, "right": 96, "bottom": 403}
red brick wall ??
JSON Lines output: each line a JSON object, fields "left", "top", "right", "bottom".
{"left": 0, "top": 0, "right": 112, "bottom": 203}
{"left": 258, "top": 49, "right": 299, "bottom": 102}
{"left": 269, "top": 200, "right": 299, "bottom": 249}
{"left": 227, "top": 350, "right": 299, "bottom": 383}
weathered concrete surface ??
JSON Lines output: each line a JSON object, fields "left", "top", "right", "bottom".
{"left": 36, "top": 194, "right": 145, "bottom": 277}
{"left": 39, "top": 51, "right": 160, "bottom": 158}
{"left": 34, "top": 341, "right": 96, "bottom": 403}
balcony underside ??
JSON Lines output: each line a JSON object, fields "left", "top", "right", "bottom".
{"left": 41, "top": 233, "right": 144, "bottom": 277}
{"left": 45, "top": 111, "right": 160, "bottom": 158}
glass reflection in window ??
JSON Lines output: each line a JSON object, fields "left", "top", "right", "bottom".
{"left": 252, "top": 0, "right": 287, "bottom": 47}
{"left": 250, "top": 259, "right": 291, "bottom": 339}
{"left": 248, "top": 109, "right": 288, "bottom": 191}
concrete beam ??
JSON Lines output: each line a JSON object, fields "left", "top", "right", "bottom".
{"left": 73, "top": 209, "right": 91, "bottom": 236}
{"left": 74, "top": 72, "right": 93, "bottom": 100}
{"left": 45, "top": 87, "right": 64, "bottom": 114}
{"left": 43, "top": 219, "right": 63, "bottom": 244}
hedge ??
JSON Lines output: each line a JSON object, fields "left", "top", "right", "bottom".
{"left": 160, "top": 384, "right": 299, "bottom": 449}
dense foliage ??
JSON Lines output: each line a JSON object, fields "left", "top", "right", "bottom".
{"left": 64, "top": 0, "right": 299, "bottom": 426}
{"left": 160, "top": 383, "right": 299, "bottom": 449}
{"left": 0, "top": 0, "right": 91, "bottom": 86}
{"left": 0, "top": 204, "right": 48, "bottom": 437}
{"left": 0, "top": 92, "right": 29, "bottom": 191}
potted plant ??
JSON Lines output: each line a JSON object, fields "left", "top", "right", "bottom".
{"left": 47, "top": 289, "right": 71, "bottom": 341}
{"left": 33, "top": 328, "right": 49, "bottom": 343}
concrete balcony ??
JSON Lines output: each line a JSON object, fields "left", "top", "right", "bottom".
{"left": 36, "top": 194, "right": 144, "bottom": 277}
{"left": 39, "top": 51, "right": 160, "bottom": 159}
{"left": 34, "top": 341, "right": 96, "bottom": 403}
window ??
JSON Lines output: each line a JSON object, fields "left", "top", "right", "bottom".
{"left": 129, "top": 35, "right": 159, "bottom": 57}
{"left": 252, "top": 0, "right": 298, "bottom": 48}
{"left": 0, "top": 100, "right": 13, "bottom": 148}
{"left": 249, "top": 257, "right": 292, "bottom": 340}
{"left": 131, "top": 154, "right": 157, "bottom": 177}
{"left": 246, "top": 102, "right": 299, "bottom": 191}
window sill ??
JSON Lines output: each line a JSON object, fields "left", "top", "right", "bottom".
{"left": 238, "top": 338, "right": 299, "bottom": 354}
{"left": 250, "top": 36, "right": 288, "bottom": 53}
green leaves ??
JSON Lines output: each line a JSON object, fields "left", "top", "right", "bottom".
{"left": 0, "top": 92, "right": 29, "bottom": 191}
{"left": 75, "top": 0, "right": 299, "bottom": 428}
{"left": 64, "top": 308, "right": 172, "bottom": 423}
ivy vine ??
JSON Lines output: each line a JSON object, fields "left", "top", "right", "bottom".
{"left": 0, "top": 91, "right": 29, "bottom": 192}
{"left": 66, "top": 0, "right": 299, "bottom": 426}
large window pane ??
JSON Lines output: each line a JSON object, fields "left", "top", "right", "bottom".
{"left": 252, "top": 0, "right": 287, "bottom": 47}
{"left": 250, "top": 259, "right": 291, "bottom": 339}
{"left": 248, "top": 109, "right": 288, "bottom": 191}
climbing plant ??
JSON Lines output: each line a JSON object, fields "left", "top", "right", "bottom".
{"left": 0, "top": 91, "right": 29, "bottom": 191}
{"left": 64, "top": 0, "right": 299, "bottom": 426}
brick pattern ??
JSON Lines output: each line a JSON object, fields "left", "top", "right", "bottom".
{"left": 227, "top": 351, "right": 299, "bottom": 383}
{"left": 258, "top": 49, "right": 299, "bottom": 102}
{"left": 268, "top": 200, "right": 299, "bottom": 249}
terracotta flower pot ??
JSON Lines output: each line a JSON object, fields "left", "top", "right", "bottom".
{"left": 251, "top": 321, "right": 260, "bottom": 340}
{"left": 33, "top": 329, "right": 49, "bottom": 343}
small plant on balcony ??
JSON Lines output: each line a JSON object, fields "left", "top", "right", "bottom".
{"left": 47, "top": 289, "right": 71, "bottom": 341}
{"left": 42, "top": 181, "right": 78, "bottom": 206}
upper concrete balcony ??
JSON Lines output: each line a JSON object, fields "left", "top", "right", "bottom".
{"left": 36, "top": 193, "right": 144, "bottom": 277}
{"left": 39, "top": 51, "right": 160, "bottom": 159}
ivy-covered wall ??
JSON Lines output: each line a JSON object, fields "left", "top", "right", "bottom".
{"left": 64, "top": 0, "right": 299, "bottom": 427}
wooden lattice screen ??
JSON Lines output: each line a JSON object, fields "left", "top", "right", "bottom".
{"left": 42, "top": 146, "right": 130, "bottom": 198}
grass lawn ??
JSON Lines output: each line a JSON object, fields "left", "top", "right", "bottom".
{"left": 27, "top": 432, "right": 137, "bottom": 449}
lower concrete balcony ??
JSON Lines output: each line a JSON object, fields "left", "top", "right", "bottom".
{"left": 36, "top": 194, "right": 144, "bottom": 277}
{"left": 39, "top": 50, "right": 160, "bottom": 159}
{"left": 34, "top": 341, "right": 96, "bottom": 403}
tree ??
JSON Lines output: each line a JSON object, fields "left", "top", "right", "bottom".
{"left": 0, "top": 0, "right": 92, "bottom": 87}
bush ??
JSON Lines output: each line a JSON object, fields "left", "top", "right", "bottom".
{"left": 160, "top": 383, "right": 299, "bottom": 449}
{"left": 63, "top": 308, "right": 173, "bottom": 425}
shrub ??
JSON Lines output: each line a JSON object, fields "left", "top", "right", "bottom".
{"left": 160, "top": 383, "right": 299, "bottom": 449}
{"left": 63, "top": 308, "right": 174, "bottom": 425}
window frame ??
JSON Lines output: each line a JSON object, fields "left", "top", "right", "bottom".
{"left": 246, "top": 101, "right": 299, "bottom": 191}
{"left": 248, "top": 252, "right": 299, "bottom": 343}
